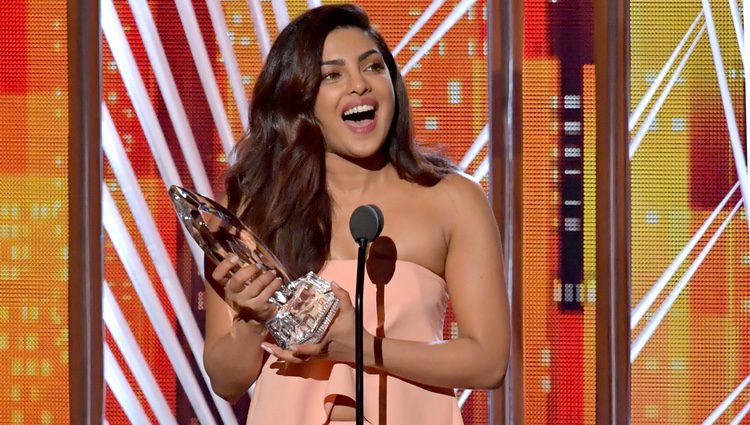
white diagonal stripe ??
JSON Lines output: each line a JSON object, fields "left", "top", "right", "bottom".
{"left": 629, "top": 11, "right": 703, "bottom": 132}
{"left": 104, "top": 283, "right": 177, "bottom": 425}
{"left": 392, "top": 0, "right": 448, "bottom": 58}
{"left": 100, "top": 1, "right": 206, "bottom": 263}
{"left": 103, "top": 186, "right": 222, "bottom": 425}
{"left": 271, "top": 0, "right": 290, "bottom": 32}
{"left": 701, "top": 0, "right": 750, "bottom": 241}
{"left": 457, "top": 389, "right": 473, "bottom": 408}
{"left": 102, "top": 109, "right": 240, "bottom": 424}
{"left": 102, "top": 0, "right": 183, "bottom": 190}
{"left": 204, "top": 0, "right": 250, "bottom": 130}
{"left": 247, "top": 0, "right": 272, "bottom": 60}
{"left": 459, "top": 124, "right": 489, "bottom": 171}
{"left": 629, "top": 24, "right": 705, "bottom": 159}
{"left": 401, "top": 0, "right": 479, "bottom": 76}
{"left": 102, "top": 0, "right": 204, "bottom": 274}
{"left": 727, "top": 0, "right": 747, "bottom": 67}
{"left": 631, "top": 199, "right": 742, "bottom": 363}
{"left": 703, "top": 374, "right": 750, "bottom": 424}
{"left": 104, "top": 344, "right": 152, "bottom": 425}
{"left": 729, "top": 397, "right": 750, "bottom": 425}
{"left": 472, "top": 157, "right": 489, "bottom": 182}
{"left": 171, "top": 0, "right": 237, "bottom": 155}
{"left": 630, "top": 181, "right": 740, "bottom": 329}
{"left": 101, "top": 105, "right": 203, "bottom": 267}
{"left": 307, "top": 0, "right": 321, "bottom": 7}
{"left": 123, "top": 0, "right": 213, "bottom": 197}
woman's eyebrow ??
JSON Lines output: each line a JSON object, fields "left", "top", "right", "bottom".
{"left": 357, "top": 49, "right": 380, "bottom": 62}
{"left": 321, "top": 49, "right": 381, "bottom": 66}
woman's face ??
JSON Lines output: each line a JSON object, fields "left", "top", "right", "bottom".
{"left": 314, "top": 27, "right": 395, "bottom": 160}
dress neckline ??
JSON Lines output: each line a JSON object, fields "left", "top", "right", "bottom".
{"left": 325, "top": 258, "right": 445, "bottom": 283}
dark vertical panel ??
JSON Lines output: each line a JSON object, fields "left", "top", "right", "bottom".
{"left": 593, "top": 0, "right": 629, "bottom": 421}
{"left": 68, "top": 0, "right": 103, "bottom": 423}
{"left": 488, "top": 0, "right": 524, "bottom": 423}
{"left": 552, "top": 0, "right": 593, "bottom": 312}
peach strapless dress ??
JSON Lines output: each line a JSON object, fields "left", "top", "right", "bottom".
{"left": 246, "top": 259, "right": 464, "bottom": 425}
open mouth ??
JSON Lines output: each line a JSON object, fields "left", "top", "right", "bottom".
{"left": 342, "top": 104, "right": 376, "bottom": 123}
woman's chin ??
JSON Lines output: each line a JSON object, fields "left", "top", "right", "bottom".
{"left": 326, "top": 149, "right": 388, "bottom": 169}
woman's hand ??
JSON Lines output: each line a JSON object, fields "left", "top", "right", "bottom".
{"left": 211, "top": 255, "right": 283, "bottom": 323}
{"left": 261, "top": 282, "right": 370, "bottom": 364}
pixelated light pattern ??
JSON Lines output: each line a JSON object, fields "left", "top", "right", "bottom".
{"left": 520, "top": 0, "right": 598, "bottom": 420}
{"left": 0, "top": 1, "right": 71, "bottom": 424}
{"left": 101, "top": 0, "right": 491, "bottom": 423}
{"left": 630, "top": 0, "right": 750, "bottom": 423}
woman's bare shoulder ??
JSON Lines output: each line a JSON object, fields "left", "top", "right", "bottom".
{"left": 425, "top": 172, "right": 495, "bottom": 242}
{"left": 428, "top": 171, "right": 488, "bottom": 210}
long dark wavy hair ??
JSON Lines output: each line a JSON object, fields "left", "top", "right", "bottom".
{"left": 225, "top": 4, "right": 454, "bottom": 278}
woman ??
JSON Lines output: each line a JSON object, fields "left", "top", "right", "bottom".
{"left": 204, "top": 4, "right": 509, "bottom": 424}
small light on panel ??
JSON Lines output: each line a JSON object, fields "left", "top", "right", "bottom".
{"left": 448, "top": 81, "right": 462, "bottom": 104}
{"left": 564, "top": 95, "right": 581, "bottom": 109}
{"left": 587, "top": 285, "right": 596, "bottom": 303}
{"left": 648, "top": 118, "right": 658, "bottom": 131}
{"left": 564, "top": 146, "right": 581, "bottom": 157}
{"left": 671, "top": 117, "right": 686, "bottom": 131}
{"left": 541, "top": 349, "right": 551, "bottom": 366}
{"left": 564, "top": 121, "right": 581, "bottom": 135}
{"left": 564, "top": 217, "right": 581, "bottom": 232}
{"left": 541, "top": 377, "right": 552, "bottom": 393}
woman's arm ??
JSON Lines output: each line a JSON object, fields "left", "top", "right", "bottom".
{"left": 269, "top": 174, "right": 510, "bottom": 389}
{"left": 368, "top": 174, "right": 509, "bottom": 388}
{"left": 202, "top": 257, "right": 276, "bottom": 402}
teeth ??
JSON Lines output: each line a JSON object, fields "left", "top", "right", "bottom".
{"left": 343, "top": 104, "right": 375, "bottom": 117}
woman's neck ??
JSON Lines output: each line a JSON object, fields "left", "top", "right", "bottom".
{"left": 325, "top": 151, "right": 393, "bottom": 198}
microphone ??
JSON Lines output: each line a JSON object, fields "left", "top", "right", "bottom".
{"left": 349, "top": 204, "right": 383, "bottom": 425}
{"left": 349, "top": 204, "right": 384, "bottom": 244}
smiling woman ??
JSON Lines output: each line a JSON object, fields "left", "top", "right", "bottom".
{"left": 314, "top": 28, "right": 395, "bottom": 161}
{"left": 202, "top": 4, "right": 509, "bottom": 425}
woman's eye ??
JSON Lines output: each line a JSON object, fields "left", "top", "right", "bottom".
{"left": 365, "top": 62, "right": 385, "bottom": 72}
{"left": 322, "top": 71, "right": 340, "bottom": 81}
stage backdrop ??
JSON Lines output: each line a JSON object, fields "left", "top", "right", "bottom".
{"left": 521, "top": 0, "right": 598, "bottom": 422}
{"left": 0, "top": 1, "right": 72, "bottom": 424}
{"left": 629, "top": 0, "right": 750, "bottom": 423}
{"left": 101, "top": 0, "right": 491, "bottom": 423}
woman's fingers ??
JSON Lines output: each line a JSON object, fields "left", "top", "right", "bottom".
{"left": 249, "top": 276, "right": 283, "bottom": 304}
{"left": 290, "top": 343, "right": 325, "bottom": 358}
{"left": 225, "top": 263, "right": 263, "bottom": 293}
{"left": 260, "top": 342, "right": 326, "bottom": 363}
{"left": 260, "top": 343, "right": 306, "bottom": 364}
{"left": 211, "top": 255, "right": 240, "bottom": 282}
{"left": 236, "top": 269, "right": 276, "bottom": 299}
{"left": 223, "top": 268, "right": 280, "bottom": 322}
{"left": 330, "top": 281, "right": 354, "bottom": 313}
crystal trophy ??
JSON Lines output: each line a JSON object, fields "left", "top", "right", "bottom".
{"left": 168, "top": 185, "right": 339, "bottom": 349}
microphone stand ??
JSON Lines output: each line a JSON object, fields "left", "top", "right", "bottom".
{"left": 349, "top": 203, "right": 383, "bottom": 425}
{"left": 354, "top": 237, "right": 367, "bottom": 425}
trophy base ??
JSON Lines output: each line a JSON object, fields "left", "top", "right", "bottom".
{"left": 265, "top": 272, "right": 340, "bottom": 349}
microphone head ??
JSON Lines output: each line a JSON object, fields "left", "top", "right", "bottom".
{"left": 349, "top": 204, "right": 384, "bottom": 243}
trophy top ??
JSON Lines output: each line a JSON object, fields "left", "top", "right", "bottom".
{"left": 168, "top": 185, "right": 292, "bottom": 284}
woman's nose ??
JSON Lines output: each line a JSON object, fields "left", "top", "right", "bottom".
{"left": 348, "top": 72, "right": 370, "bottom": 95}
